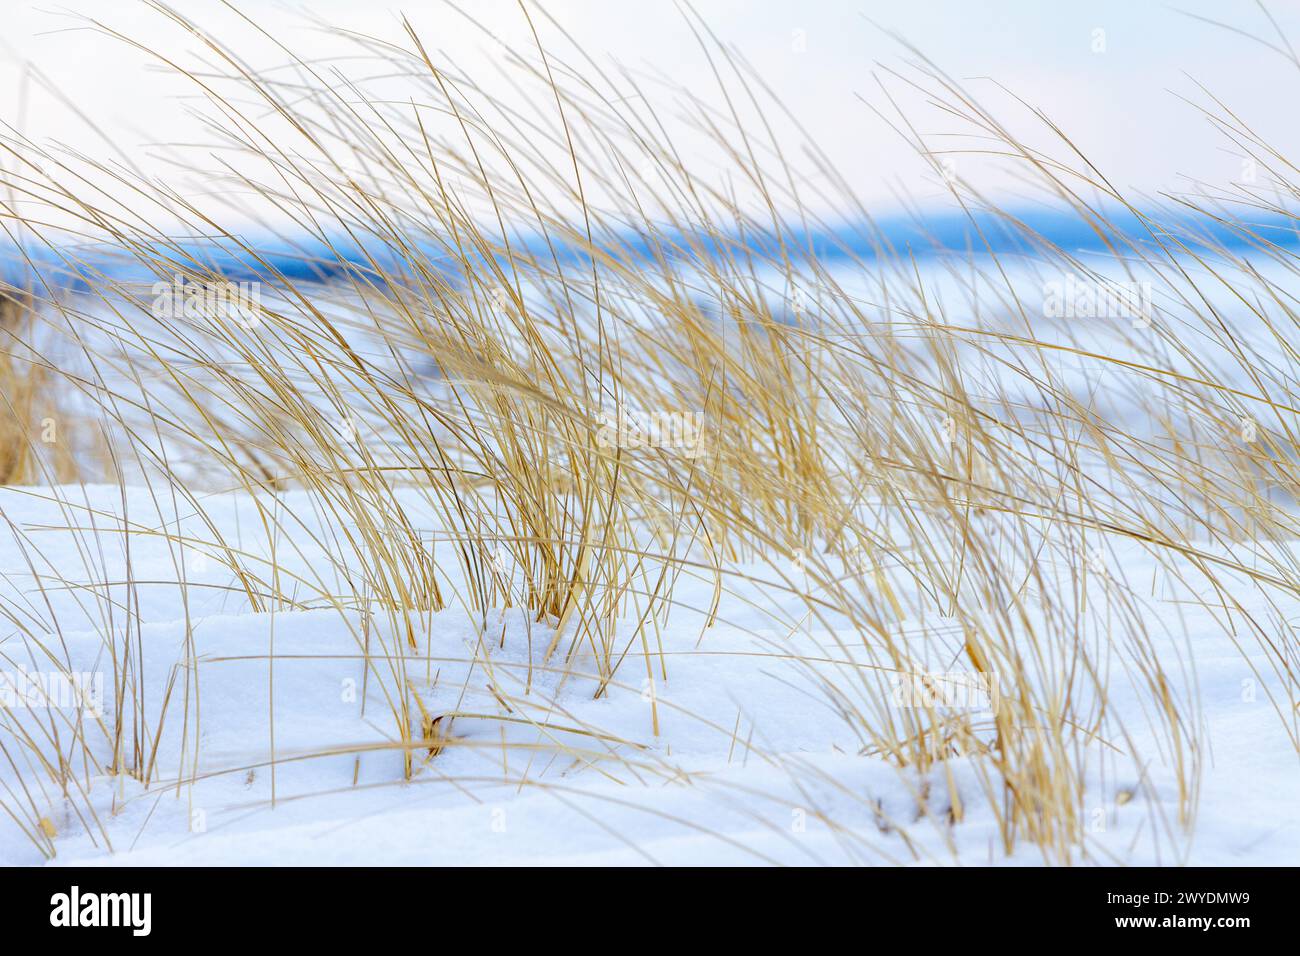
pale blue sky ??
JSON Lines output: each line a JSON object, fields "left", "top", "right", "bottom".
{"left": 2, "top": 1, "right": 1297, "bottom": 222}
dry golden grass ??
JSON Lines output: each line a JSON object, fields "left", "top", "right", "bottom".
{"left": 0, "top": 287, "right": 62, "bottom": 484}
{"left": 0, "top": 3, "right": 1294, "bottom": 864}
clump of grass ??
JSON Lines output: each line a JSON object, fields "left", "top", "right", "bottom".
{"left": 0, "top": 285, "right": 62, "bottom": 483}
{"left": 0, "top": 3, "right": 1294, "bottom": 865}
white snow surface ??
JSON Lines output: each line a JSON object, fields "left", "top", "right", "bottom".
{"left": 0, "top": 480, "right": 1294, "bottom": 867}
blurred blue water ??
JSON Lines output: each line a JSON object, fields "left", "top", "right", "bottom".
{"left": 2, "top": 206, "right": 1296, "bottom": 292}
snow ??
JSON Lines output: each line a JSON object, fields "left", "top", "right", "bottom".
{"left": 0, "top": 476, "right": 1294, "bottom": 867}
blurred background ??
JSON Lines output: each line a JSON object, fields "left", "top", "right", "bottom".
{"left": 1, "top": 1, "right": 1297, "bottom": 236}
